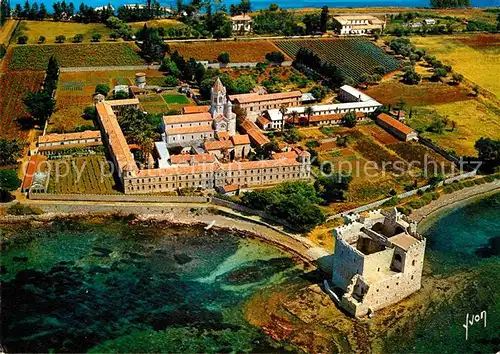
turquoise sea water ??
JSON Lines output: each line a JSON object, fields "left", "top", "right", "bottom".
{"left": 386, "top": 192, "right": 500, "bottom": 353}
{"left": 0, "top": 219, "right": 303, "bottom": 353}
{"left": 1, "top": 194, "right": 499, "bottom": 353}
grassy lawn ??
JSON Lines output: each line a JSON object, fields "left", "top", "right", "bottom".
{"left": 12, "top": 20, "right": 112, "bottom": 44}
{"left": 46, "top": 155, "right": 119, "bottom": 194}
{"left": 411, "top": 34, "right": 500, "bottom": 99}
{"left": 0, "top": 20, "right": 19, "bottom": 45}
{"left": 407, "top": 99, "right": 500, "bottom": 156}
{"left": 162, "top": 93, "right": 190, "bottom": 104}
{"left": 162, "top": 92, "right": 192, "bottom": 111}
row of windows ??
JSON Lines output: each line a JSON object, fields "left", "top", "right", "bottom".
{"left": 42, "top": 138, "right": 100, "bottom": 146}
{"left": 228, "top": 166, "right": 299, "bottom": 176}
{"left": 228, "top": 173, "right": 299, "bottom": 183}
{"left": 128, "top": 181, "right": 213, "bottom": 191}
{"left": 128, "top": 170, "right": 309, "bottom": 186}
{"left": 167, "top": 122, "right": 211, "bottom": 129}
{"left": 169, "top": 133, "right": 213, "bottom": 142}
{"left": 247, "top": 101, "right": 298, "bottom": 112}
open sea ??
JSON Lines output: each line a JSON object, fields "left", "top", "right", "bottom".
{"left": 8, "top": 0, "right": 500, "bottom": 12}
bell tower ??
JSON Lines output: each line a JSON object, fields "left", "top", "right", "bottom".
{"left": 210, "top": 77, "right": 226, "bottom": 118}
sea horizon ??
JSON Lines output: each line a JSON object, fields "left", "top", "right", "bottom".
{"left": 8, "top": 0, "right": 500, "bottom": 13}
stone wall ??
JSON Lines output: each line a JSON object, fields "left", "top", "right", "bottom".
{"left": 28, "top": 192, "right": 211, "bottom": 203}
{"left": 329, "top": 170, "right": 478, "bottom": 219}
{"left": 201, "top": 61, "right": 293, "bottom": 69}
{"left": 212, "top": 197, "right": 298, "bottom": 231}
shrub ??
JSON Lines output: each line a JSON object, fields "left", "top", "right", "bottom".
{"left": 95, "top": 83, "right": 110, "bottom": 96}
{"left": 38, "top": 36, "right": 46, "bottom": 44}
{"left": 91, "top": 33, "right": 102, "bottom": 42}
{"left": 397, "top": 206, "right": 412, "bottom": 216}
{"left": 485, "top": 175, "right": 495, "bottom": 183}
{"left": 164, "top": 75, "right": 179, "bottom": 87}
{"left": 382, "top": 196, "right": 399, "bottom": 207}
{"left": 217, "top": 51, "right": 230, "bottom": 64}
{"left": 73, "top": 33, "right": 84, "bottom": 43}
{"left": 55, "top": 35, "right": 66, "bottom": 43}
{"left": 265, "top": 51, "right": 285, "bottom": 63}
{"left": 7, "top": 203, "right": 43, "bottom": 216}
{"left": 17, "top": 35, "right": 28, "bottom": 44}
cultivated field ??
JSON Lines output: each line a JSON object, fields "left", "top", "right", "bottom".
{"left": 51, "top": 70, "right": 193, "bottom": 131}
{"left": 0, "top": 20, "right": 18, "bottom": 45}
{"left": 275, "top": 38, "right": 400, "bottom": 82}
{"left": 363, "top": 80, "right": 472, "bottom": 107}
{"left": 12, "top": 20, "right": 113, "bottom": 44}
{"left": 6, "top": 43, "right": 144, "bottom": 70}
{"left": 411, "top": 34, "right": 500, "bottom": 98}
{"left": 0, "top": 71, "right": 45, "bottom": 143}
{"left": 45, "top": 155, "right": 119, "bottom": 194}
{"left": 169, "top": 40, "right": 288, "bottom": 62}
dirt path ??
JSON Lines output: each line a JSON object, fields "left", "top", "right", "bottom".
{"left": 411, "top": 180, "right": 500, "bottom": 223}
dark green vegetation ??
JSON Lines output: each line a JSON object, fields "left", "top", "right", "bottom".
{"left": 0, "top": 138, "right": 23, "bottom": 166}
{"left": 23, "top": 55, "right": 59, "bottom": 126}
{"left": 430, "top": 0, "right": 470, "bottom": 8}
{"left": 474, "top": 137, "right": 500, "bottom": 172}
{"left": 1, "top": 218, "right": 301, "bottom": 353}
{"left": 7, "top": 43, "right": 144, "bottom": 70}
{"left": 241, "top": 182, "right": 326, "bottom": 232}
{"left": 0, "top": 169, "right": 21, "bottom": 201}
{"left": 275, "top": 39, "right": 400, "bottom": 83}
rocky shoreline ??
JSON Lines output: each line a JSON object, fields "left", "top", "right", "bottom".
{"left": 411, "top": 180, "right": 500, "bottom": 224}
{"left": 0, "top": 211, "right": 320, "bottom": 270}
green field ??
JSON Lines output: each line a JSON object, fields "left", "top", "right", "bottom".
{"left": 162, "top": 93, "right": 190, "bottom": 104}
{"left": 7, "top": 43, "right": 144, "bottom": 70}
{"left": 12, "top": 20, "right": 112, "bottom": 44}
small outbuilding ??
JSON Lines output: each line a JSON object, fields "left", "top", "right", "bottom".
{"left": 376, "top": 113, "right": 418, "bottom": 142}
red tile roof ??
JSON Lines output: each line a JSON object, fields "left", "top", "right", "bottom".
{"left": 272, "top": 151, "right": 298, "bottom": 160}
{"left": 377, "top": 113, "right": 414, "bottom": 135}
{"left": 204, "top": 140, "right": 233, "bottom": 150}
{"left": 163, "top": 112, "right": 212, "bottom": 125}
{"left": 229, "top": 91, "right": 301, "bottom": 104}
{"left": 183, "top": 105, "right": 210, "bottom": 114}
{"left": 222, "top": 184, "right": 240, "bottom": 192}
{"left": 240, "top": 119, "right": 270, "bottom": 147}
{"left": 230, "top": 134, "right": 251, "bottom": 145}
{"left": 257, "top": 116, "right": 271, "bottom": 127}
{"left": 96, "top": 102, "right": 138, "bottom": 173}
{"left": 22, "top": 155, "right": 47, "bottom": 190}
{"left": 38, "top": 130, "right": 101, "bottom": 144}
{"left": 170, "top": 154, "right": 216, "bottom": 165}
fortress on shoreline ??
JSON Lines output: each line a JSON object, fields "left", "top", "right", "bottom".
{"left": 332, "top": 208, "right": 426, "bottom": 317}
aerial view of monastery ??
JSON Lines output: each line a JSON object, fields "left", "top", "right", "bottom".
{"left": 0, "top": 0, "right": 499, "bottom": 351}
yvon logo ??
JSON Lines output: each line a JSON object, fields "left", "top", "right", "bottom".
{"left": 462, "top": 311, "right": 486, "bottom": 340}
